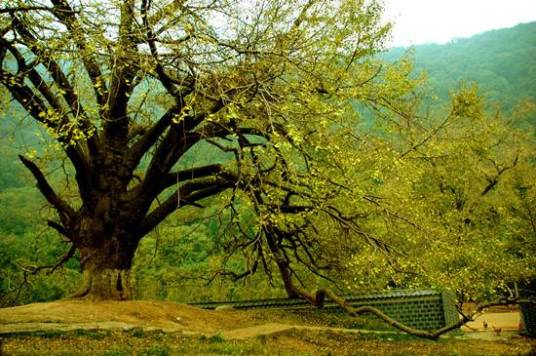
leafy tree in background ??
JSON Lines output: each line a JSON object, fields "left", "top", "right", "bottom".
{"left": 340, "top": 85, "right": 535, "bottom": 301}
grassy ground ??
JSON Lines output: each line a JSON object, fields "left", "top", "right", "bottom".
{"left": 2, "top": 328, "right": 535, "bottom": 356}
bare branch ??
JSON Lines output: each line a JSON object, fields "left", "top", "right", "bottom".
{"left": 50, "top": 0, "right": 108, "bottom": 108}
{"left": 19, "top": 155, "right": 75, "bottom": 220}
{"left": 23, "top": 244, "right": 77, "bottom": 275}
{"left": 481, "top": 155, "right": 519, "bottom": 196}
{"left": 11, "top": 15, "right": 99, "bottom": 157}
{"left": 0, "top": 6, "right": 54, "bottom": 14}
{"left": 47, "top": 220, "right": 71, "bottom": 239}
{"left": 138, "top": 176, "right": 236, "bottom": 237}
{"left": 158, "top": 164, "right": 224, "bottom": 193}
{"left": 128, "top": 105, "right": 183, "bottom": 169}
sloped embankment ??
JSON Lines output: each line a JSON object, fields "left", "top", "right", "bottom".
{"left": 0, "top": 300, "right": 259, "bottom": 336}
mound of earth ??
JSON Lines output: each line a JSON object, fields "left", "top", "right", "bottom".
{"left": 0, "top": 299, "right": 405, "bottom": 342}
{"left": 0, "top": 299, "right": 526, "bottom": 342}
{"left": 0, "top": 300, "right": 261, "bottom": 336}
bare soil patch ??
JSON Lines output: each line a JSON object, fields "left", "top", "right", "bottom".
{"left": 0, "top": 300, "right": 397, "bottom": 340}
{"left": 0, "top": 299, "right": 259, "bottom": 335}
{"left": 463, "top": 311, "right": 521, "bottom": 331}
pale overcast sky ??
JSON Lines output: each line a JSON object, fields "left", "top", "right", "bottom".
{"left": 384, "top": 0, "right": 536, "bottom": 47}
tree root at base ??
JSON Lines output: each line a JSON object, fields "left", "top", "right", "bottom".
{"left": 69, "top": 269, "right": 132, "bottom": 301}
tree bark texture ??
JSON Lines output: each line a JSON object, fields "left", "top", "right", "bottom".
{"left": 71, "top": 218, "right": 138, "bottom": 300}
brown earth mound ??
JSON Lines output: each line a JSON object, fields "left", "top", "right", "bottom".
{"left": 0, "top": 300, "right": 260, "bottom": 336}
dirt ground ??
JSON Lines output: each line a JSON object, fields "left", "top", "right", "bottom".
{"left": 0, "top": 300, "right": 263, "bottom": 336}
{"left": 465, "top": 312, "right": 520, "bottom": 331}
{"left": 1, "top": 300, "right": 535, "bottom": 355}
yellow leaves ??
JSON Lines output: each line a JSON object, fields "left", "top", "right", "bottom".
{"left": 36, "top": 108, "right": 96, "bottom": 148}
{"left": 184, "top": 22, "right": 195, "bottom": 35}
{"left": 38, "top": 108, "right": 63, "bottom": 124}
{"left": 8, "top": 75, "right": 22, "bottom": 86}
{"left": 287, "top": 126, "right": 303, "bottom": 145}
{"left": 26, "top": 148, "right": 38, "bottom": 160}
{"left": 173, "top": 101, "right": 199, "bottom": 124}
{"left": 93, "top": 78, "right": 104, "bottom": 89}
{"left": 1, "top": 0, "right": 532, "bottom": 304}
{"left": 70, "top": 127, "right": 87, "bottom": 142}
{"left": 225, "top": 103, "right": 240, "bottom": 121}
{"left": 449, "top": 83, "right": 484, "bottom": 120}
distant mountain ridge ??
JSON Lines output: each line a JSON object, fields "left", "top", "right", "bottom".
{"left": 383, "top": 21, "right": 536, "bottom": 122}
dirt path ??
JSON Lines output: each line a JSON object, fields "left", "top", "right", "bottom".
{"left": 226, "top": 313, "right": 524, "bottom": 341}
{"left": 222, "top": 323, "right": 401, "bottom": 340}
{"left": 463, "top": 311, "right": 520, "bottom": 331}
{"left": 460, "top": 310, "right": 523, "bottom": 342}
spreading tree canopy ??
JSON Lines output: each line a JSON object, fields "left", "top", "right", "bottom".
{"left": 0, "top": 0, "right": 395, "bottom": 299}
{"left": 1, "top": 0, "right": 535, "bottom": 337}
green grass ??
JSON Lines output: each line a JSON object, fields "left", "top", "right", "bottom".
{"left": 2, "top": 328, "right": 535, "bottom": 356}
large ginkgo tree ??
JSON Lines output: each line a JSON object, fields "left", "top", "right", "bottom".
{"left": 0, "top": 0, "right": 393, "bottom": 299}
{"left": 1, "top": 0, "right": 534, "bottom": 339}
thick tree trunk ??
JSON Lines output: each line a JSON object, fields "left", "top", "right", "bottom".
{"left": 74, "top": 267, "right": 132, "bottom": 300}
{"left": 72, "top": 243, "right": 136, "bottom": 300}
{"left": 70, "top": 156, "right": 139, "bottom": 300}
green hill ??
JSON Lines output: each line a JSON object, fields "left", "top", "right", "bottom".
{"left": 384, "top": 22, "right": 536, "bottom": 123}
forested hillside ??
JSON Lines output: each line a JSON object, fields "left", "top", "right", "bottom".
{"left": 1, "top": 21, "right": 535, "bottom": 307}
{"left": 385, "top": 21, "right": 536, "bottom": 125}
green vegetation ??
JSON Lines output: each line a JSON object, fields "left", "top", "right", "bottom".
{"left": 384, "top": 22, "right": 536, "bottom": 126}
{"left": 2, "top": 328, "right": 535, "bottom": 355}
{"left": 0, "top": 2, "right": 534, "bottom": 341}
